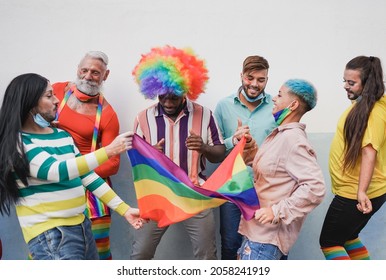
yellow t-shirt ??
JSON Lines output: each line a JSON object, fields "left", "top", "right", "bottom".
{"left": 329, "top": 96, "right": 386, "bottom": 199}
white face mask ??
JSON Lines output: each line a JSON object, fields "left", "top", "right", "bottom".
{"left": 32, "top": 113, "right": 50, "bottom": 128}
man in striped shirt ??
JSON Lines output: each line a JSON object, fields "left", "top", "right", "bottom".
{"left": 130, "top": 46, "right": 225, "bottom": 259}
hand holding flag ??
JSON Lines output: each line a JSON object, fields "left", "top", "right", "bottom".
{"left": 128, "top": 133, "right": 259, "bottom": 227}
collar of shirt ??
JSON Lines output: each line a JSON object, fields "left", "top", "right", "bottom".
{"left": 233, "top": 88, "right": 271, "bottom": 107}
{"left": 270, "top": 122, "right": 306, "bottom": 137}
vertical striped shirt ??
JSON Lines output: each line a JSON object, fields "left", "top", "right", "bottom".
{"left": 134, "top": 100, "right": 223, "bottom": 186}
{"left": 17, "top": 128, "right": 129, "bottom": 243}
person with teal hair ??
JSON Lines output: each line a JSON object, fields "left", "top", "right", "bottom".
{"left": 272, "top": 79, "right": 317, "bottom": 125}
{"left": 237, "top": 78, "right": 326, "bottom": 260}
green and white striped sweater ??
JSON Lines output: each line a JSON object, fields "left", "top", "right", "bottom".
{"left": 16, "top": 128, "right": 129, "bottom": 243}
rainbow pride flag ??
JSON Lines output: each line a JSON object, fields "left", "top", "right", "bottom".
{"left": 127, "top": 133, "right": 259, "bottom": 227}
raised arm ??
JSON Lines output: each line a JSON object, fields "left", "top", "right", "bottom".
{"left": 94, "top": 110, "right": 120, "bottom": 178}
{"left": 27, "top": 131, "right": 133, "bottom": 182}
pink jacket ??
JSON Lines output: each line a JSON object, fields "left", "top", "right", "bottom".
{"left": 238, "top": 122, "right": 325, "bottom": 255}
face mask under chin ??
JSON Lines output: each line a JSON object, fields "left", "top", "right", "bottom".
{"left": 240, "top": 88, "right": 265, "bottom": 103}
{"left": 273, "top": 107, "right": 291, "bottom": 125}
{"left": 32, "top": 113, "right": 51, "bottom": 128}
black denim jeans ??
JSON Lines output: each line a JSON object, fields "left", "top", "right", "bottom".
{"left": 319, "top": 193, "right": 386, "bottom": 247}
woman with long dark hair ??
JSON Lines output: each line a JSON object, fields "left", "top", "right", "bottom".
{"left": 320, "top": 56, "right": 386, "bottom": 259}
{"left": 0, "top": 73, "right": 143, "bottom": 259}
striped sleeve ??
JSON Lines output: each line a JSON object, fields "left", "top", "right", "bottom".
{"left": 23, "top": 131, "right": 109, "bottom": 182}
{"left": 205, "top": 107, "right": 224, "bottom": 145}
{"left": 81, "top": 172, "right": 130, "bottom": 215}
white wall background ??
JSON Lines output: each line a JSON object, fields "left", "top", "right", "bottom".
{"left": 1, "top": 0, "right": 385, "bottom": 133}
{"left": 2, "top": 0, "right": 386, "bottom": 260}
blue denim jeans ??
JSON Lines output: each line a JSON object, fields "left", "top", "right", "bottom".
{"left": 237, "top": 238, "right": 284, "bottom": 260}
{"left": 219, "top": 201, "right": 242, "bottom": 260}
{"left": 28, "top": 217, "right": 99, "bottom": 260}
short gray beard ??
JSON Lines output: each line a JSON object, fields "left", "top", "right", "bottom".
{"left": 75, "top": 77, "right": 102, "bottom": 96}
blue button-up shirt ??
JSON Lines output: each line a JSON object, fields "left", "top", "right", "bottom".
{"left": 214, "top": 91, "right": 277, "bottom": 152}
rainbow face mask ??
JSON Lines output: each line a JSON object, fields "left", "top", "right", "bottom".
{"left": 273, "top": 107, "right": 291, "bottom": 125}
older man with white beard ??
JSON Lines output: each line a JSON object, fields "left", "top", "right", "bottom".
{"left": 53, "top": 51, "right": 120, "bottom": 260}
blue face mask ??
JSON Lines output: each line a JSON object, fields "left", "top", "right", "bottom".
{"left": 240, "top": 88, "right": 265, "bottom": 103}
{"left": 33, "top": 113, "right": 50, "bottom": 128}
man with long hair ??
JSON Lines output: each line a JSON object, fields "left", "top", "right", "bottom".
{"left": 319, "top": 56, "right": 386, "bottom": 259}
{"left": 0, "top": 73, "right": 143, "bottom": 259}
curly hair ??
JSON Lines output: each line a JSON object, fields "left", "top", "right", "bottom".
{"left": 132, "top": 45, "right": 209, "bottom": 101}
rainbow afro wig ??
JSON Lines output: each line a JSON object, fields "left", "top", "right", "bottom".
{"left": 132, "top": 45, "right": 209, "bottom": 101}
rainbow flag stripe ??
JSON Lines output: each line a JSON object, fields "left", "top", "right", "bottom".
{"left": 128, "top": 134, "right": 259, "bottom": 227}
